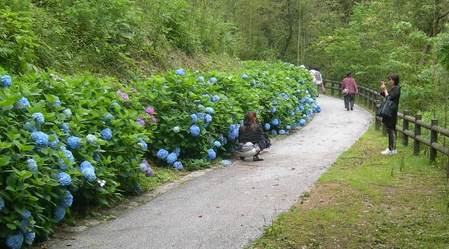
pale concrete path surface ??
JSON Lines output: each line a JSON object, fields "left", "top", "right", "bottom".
{"left": 48, "top": 95, "right": 372, "bottom": 249}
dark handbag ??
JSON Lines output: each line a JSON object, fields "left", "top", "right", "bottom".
{"left": 377, "top": 96, "right": 397, "bottom": 118}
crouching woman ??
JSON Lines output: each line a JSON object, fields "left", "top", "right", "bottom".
{"left": 238, "top": 112, "right": 271, "bottom": 161}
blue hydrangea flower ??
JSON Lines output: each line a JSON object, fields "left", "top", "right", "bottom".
{"left": 172, "top": 126, "right": 181, "bottom": 133}
{"left": 264, "top": 123, "right": 271, "bottom": 131}
{"left": 271, "top": 107, "right": 277, "bottom": 113}
{"left": 205, "top": 114, "right": 212, "bottom": 123}
{"left": 271, "top": 119, "right": 280, "bottom": 126}
{"left": 24, "top": 232, "right": 35, "bottom": 245}
{"left": 100, "top": 128, "right": 112, "bottom": 140}
{"left": 197, "top": 76, "right": 205, "bottom": 82}
{"left": 49, "top": 135, "right": 59, "bottom": 148}
{"left": 174, "top": 147, "right": 181, "bottom": 157}
{"left": 61, "top": 190, "right": 73, "bottom": 208}
{"left": 207, "top": 149, "right": 216, "bottom": 160}
{"left": 80, "top": 161, "right": 96, "bottom": 182}
{"left": 80, "top": 161, "right": 94, "bottom": 172}
{"left": 205, "top": 107, "right": 214, "bottom": 114}
{"left": 58, "top": 172, "right": 71, "bottom": 186}
{"left": 190, "top": 125, "right": 200, "bottom": 137}
{"left": 191, "top": 114, "right": 198, "bottom": 123}
{"left": 21, "top": 210, "right": 32, "bottom": 219}
{"left": 197, "top": 112, "right": 205, "bottom": 121}
{"left": 23, "top": 122, "right": 36, "bottom": 132}
{"left": 221, "top": 160, "right": 232, "bottom": 167}
{"left": 1, "top": 75, "right": 12, "bottom": 87}
{"left": 210, "top": 95, "right": 220, "bottom": 102}
{"left": 60, "top": 123, "right": 70, "bottom": 133}
{"left": 103, "top": 113, "right": 114, "bottom": 121}
{"left": 241, "top": 73, "right": 249, "bottom": 80}
{"left": 27, "top": 159, "right": 38, "bottom": 173}
{"left": 139, "top": 161, "right": 149, "bottom": 172}
{"left": 228, "top": 124, "right": 239, "bottom": 140}
{"left": 31, "top": 131, "right": 49, "bottom": 147}
{"left": 279, "top": 130, "right": 286, "bottom": 135}
{"left": 138, "top": 139, "right": 148, "bottom": 151}
{"left": 54, "top": 97, "right": 62, "bottom": 107}
{"left": 213, "top": 140, "right": 221, "bottom": 148}
{"left": 286, "top": 125, "right": 291, "bottom": 130}
{"left": 110, "top": 101, "right": 121, "bottom": 112}
{"left": 175, "top": 68, "right": 185, "bottom": 76}
{"left": 0, "top": 196, "right": 4, "bottom": 210}
{"left": 32, "top": 113, "right": 45, "bottom": 124}
{"left": 208, "top": 77, "right": 218, "bottom": 84}
{"left": 173, "top": 161, "right": 183, "bottom": 170}
{"left": 315, "top": 105, "right": 321, "bottom": 113}
{"left": 271, "top": 130, "right": 278, "bottom": 135}
{"left": 299, "top": 119, "right": 306, "bottom": 126}
{"left": 67, "top": 136, "right": 81, "bottom": 150}
{"left": 17, "top": 97, "right": 31, "bottom": 109}
{"left": 300, "top": 98, "right": 306, "bottom": 104}
{"left": 63, "top": 108, "right": 72, "bottom": 117}
{"left": 19, "top": 219, "right": 30, "bottom": 232}
{"left": 166, "top": 152, "right": 177, "bottom": 165}
{"left": 156, "top": 149, "right": 169, "bottom": 160}
{"left": 6, "top": 233, "right": 23, "bottom": 249}
{"left": 63, "top": 149, "right": 75, "bottom": 163}
{"left": 53, "top": 206, "right": 66, "bottom": 222}
{"left": 86, "top": 134, "right": 96, "bottom": 144}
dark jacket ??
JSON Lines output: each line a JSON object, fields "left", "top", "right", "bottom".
{"left": 238, "top": 124, "right": 270, "bottom": 150}
{"left": 381, "top": 85, "right": 401, "bottom": 129}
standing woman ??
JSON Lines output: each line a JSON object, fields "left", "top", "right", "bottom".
{"left": 341, "top": 72, "right": 358, "bottom": 111}
{"left": 380, "top": 74, "right": 401, "bottom": 155}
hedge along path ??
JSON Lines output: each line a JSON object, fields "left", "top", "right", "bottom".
{"left": 47, "top": 95, "right": 371, "bottom": 249}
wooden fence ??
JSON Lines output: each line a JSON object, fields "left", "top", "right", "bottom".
{"left": 324, "top": 79, "right": 449, "bottom": 164}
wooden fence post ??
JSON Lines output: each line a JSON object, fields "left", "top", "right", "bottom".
{"left": 430, "top": 119, "right": 438, "bottom": 162}
{"left": 402, "top": 110, "right": 410, "bottom": 146}
{"left": 331, "top": 81, "right": 335, "bottom": 96}
{"left": 414, "top": 115, "right": 422, "bottom": 156}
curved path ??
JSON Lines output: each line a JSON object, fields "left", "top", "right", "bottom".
{"left": 48, "top": 96, "right": 371, "bottom": 249}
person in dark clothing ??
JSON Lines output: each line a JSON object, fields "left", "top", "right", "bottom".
{"left": 238, "top": 112, "right": 271, "bottom": 161}
{"left": 380, "top": 74, "right": 401, "bottom": 155}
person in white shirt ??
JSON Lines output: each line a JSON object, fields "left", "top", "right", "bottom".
{"left": 309, "top": 68, "right": 325, "bottom": 96}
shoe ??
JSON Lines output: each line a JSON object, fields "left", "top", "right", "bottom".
{"left": 253, "top": 155, "right": 264, "bottom": 161}
{"left": 381, "top": 148, "right": 392, "bottom": 155}
{"left": 351, "top": 108, "right": 353, "bottom": 111}
{"left": 390, "top": 149, "right": 398, "bottom": 155}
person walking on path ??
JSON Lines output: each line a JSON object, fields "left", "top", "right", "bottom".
{"left": 380, "top": 74, "right": 401, "bottom": 155}
{"left": 309, "top": 68, "right": 325, "bottom": 96}
{"left": 341, "top": 72, "right": 358, "bottom": 111}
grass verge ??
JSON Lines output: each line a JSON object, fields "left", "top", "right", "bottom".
{"left": 250, "top": 126, "right": 449, "bottom": 249}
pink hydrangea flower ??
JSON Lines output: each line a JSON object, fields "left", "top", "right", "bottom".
{"left": 117, "top": 90, "right": 129, "bottom": 101}
{"left": 145, "top": 106, "right": 156, "bottom": 115}
{"left": 136, "top": 118, "right": 145, "bottom": 126}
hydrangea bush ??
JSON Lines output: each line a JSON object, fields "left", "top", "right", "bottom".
{"left": 0, "top": 61, "right": 320, "bottom": 248}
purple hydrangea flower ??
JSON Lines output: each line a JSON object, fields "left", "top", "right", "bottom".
{"left": 139, "top": 160, "right": 149, "bottom": 172}
{"left": 136, "top": 118, "right": 145, "bottom": 126}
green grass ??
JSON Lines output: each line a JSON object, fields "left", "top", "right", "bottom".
{"left": 250, "top": 127, "right": 449, "bottom": 249}
{"left": 139, "top": 167, "right": 181, "bottom": 192}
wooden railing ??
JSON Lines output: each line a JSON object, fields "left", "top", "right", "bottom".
{"left": 324, "top": 80, "right": 449, "bottom": 163}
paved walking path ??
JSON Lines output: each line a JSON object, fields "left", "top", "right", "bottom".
{"left": 48, "top": 95, "right": 371, "bottom": 249}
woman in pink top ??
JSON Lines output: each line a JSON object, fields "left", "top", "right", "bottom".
{"left": 341, "top": 72, "right": 358, "bottom": 111}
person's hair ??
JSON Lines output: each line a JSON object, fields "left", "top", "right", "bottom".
{"left": 243, "top": 112, "right": 257, "bottom": 127}
{"left": 346, "top": 72, "right": 352, "bottom": 77}
{"left": 388, "top": 74, "right": 399, "bottom": 85}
